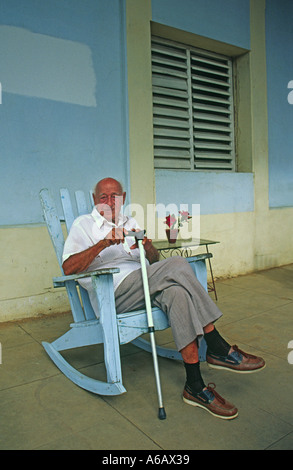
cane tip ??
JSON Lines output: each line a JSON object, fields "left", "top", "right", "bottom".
{"left": 158, "top": 407, "right": 166, "bottom": 420}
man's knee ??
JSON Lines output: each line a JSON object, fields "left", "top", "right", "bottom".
{"left": 158, "top": 284, "right": 188, "bottom": 306}
{"left": 166, "top": 256, "right": 192, "bottom": 273}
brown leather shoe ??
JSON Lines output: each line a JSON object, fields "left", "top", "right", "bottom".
{"left": 183, "top": 383, "right": 238, "bottom": 420}
{"left": 207, "top": 345, "right": 266, "bottom": 373}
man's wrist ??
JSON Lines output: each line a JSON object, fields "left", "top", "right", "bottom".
{"left": 96, "top": 239, "right": 111, "bottom": 253}
{"left": 101, "top": 239, "right": 112, "bottom": 248}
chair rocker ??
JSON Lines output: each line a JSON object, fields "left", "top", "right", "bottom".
{"left": 39, "top": 188, "right": 211, "bottom": 396}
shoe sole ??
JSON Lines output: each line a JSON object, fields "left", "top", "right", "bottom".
{"left": 182, "top": 396, "right": 238, "bottom": 420}
{"left": 207, "top": 362, "right": 266, "bottom": 373}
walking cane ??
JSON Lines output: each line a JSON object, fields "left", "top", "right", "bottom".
{"left": 125, "top": 230, "right": 166, "bottom": 420}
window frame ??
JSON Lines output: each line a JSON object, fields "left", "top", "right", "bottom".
{"left": 151, "top": 36, "right": 236, "bottom": 172}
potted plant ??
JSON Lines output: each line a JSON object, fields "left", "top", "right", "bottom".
{"left": 165, "top": 211, "right": 192, "bottom": 243}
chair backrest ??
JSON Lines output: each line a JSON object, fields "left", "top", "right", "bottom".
{"left": 40, "top": 188, "right": 96, "bottom": 322}
{"left": 60, "top": 188, "right": 93, "bottom": 233}
{"left": 40, "top": 188, "right": 94, "bottom": 262}
{"left": 40, "top": 188, "right": 66, "bottom": 270}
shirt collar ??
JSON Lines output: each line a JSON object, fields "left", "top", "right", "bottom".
{"left": 91, "top": 206, "right": 128, "bottom": 228}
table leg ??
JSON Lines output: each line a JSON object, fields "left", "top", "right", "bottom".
{"left": 206, "top": 245, "right": 218, "bottom": 301}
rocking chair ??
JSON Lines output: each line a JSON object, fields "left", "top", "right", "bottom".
{"left": 39, "top": 188, "right": 211, "bottom": 396}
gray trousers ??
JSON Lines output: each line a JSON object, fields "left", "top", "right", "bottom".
{"left": 115, "top": 257, "right": 222, "bottom": 351}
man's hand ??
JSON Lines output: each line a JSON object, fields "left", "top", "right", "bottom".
{"left": 142, "top": 236, "right": 153, "bottom": 251}
{"left": 105, "top": 227, "right": 125, "bottom": 245}
{"left": 128, "top": 229, "right": 159, "bottom": 264}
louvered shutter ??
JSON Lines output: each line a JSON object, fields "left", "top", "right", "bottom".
{"left": 152, "top": 40, "right": 192, "bottom": 169}
{"left": 152, "top": 37, "right": 235, "bottom": 171}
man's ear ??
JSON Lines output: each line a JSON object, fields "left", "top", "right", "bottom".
{"left": 122, "top": 192, "right": 126, "bottom": 204}
{"left": 93, "top": 193, "right": 97, "bottom": 205}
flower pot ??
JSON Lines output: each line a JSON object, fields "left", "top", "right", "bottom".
{"left": 166, "top": 229, "right": 179, "bottom": 243}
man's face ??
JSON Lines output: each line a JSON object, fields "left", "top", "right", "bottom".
{"left": 93, "top": 179, "right": 126, "bottom": 223}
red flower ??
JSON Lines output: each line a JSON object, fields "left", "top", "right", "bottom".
{"left": 165, "top": 214, "right": 177, "bottom": 228}
{"left": 165, "top": 211, "right": 192, "bottom": 229}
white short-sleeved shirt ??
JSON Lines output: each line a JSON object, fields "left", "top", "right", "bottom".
{"left": 62, "top": 206, "right": 147, "bottom": 293}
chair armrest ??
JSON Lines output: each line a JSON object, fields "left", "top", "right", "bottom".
{"left": 53, "top": 268, "right": 120, "bottom": 287}
{"left": 186, "top": 253, "right": 213, "bottom": 263}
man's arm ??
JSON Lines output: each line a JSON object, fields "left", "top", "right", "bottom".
{"left": 62, "top": 239, "right": 111, "bottom": 275}
{"left": 62, "top": 227, "right": 125, "bottom": 275}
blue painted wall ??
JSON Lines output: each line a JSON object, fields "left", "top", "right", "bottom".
{"left": 1, "top": 0, "right": 292, "bottom": 226}
{"left": 156, "top": 171, "right": 254, "bottom": 215}
{"left": 152, "top": 0, "right": 251, "bottom": 49}
{"left": 152, "top": 0, "right": 253, "bottom": 215}
{"left": 266, "top": 0, "right": 293, "bottom": 208}
{"left": 0, "top": 0, "right": 129, "bottom": 225}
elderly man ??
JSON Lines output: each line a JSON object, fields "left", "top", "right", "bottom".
{"left": 62, "top": 177, "right": 265, "bottom": 420}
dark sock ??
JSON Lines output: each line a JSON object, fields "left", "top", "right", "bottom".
{"left": 204, "top": 327, "right": 231, "bottom": 356}
{"left": 184, "top": 361, "right": 205, "bottom": 395}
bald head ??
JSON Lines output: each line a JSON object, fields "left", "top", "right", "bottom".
{"left": 94, "top": 178, "right": 124, "bottom": 198}
{"left": 93, "top": 177, "right": 126, "bottom": 223}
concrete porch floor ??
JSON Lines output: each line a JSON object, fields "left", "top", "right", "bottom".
{"left": 0, "top": 264, "right": 293, "bottom": 450}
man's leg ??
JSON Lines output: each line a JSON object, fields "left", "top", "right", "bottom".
{"left": 115, "top": 257, "right": 265, "bottom": 371}
{"left": 147, "top": 258, "right": 265, "bottom": 374}
{"left": 116, "top": 257, "right": 223, "bottom": 340}
{"left": 115, "top": 257, "right": 265, "bottom": 418}
{"left": 179, "top": 332, "right": 238, "bottom": 420}
{"left": 115, "top": 260, "right": 237, "bottom": 419}
{"left": 180, "top": 321, "right": 265, "bottom": 376}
